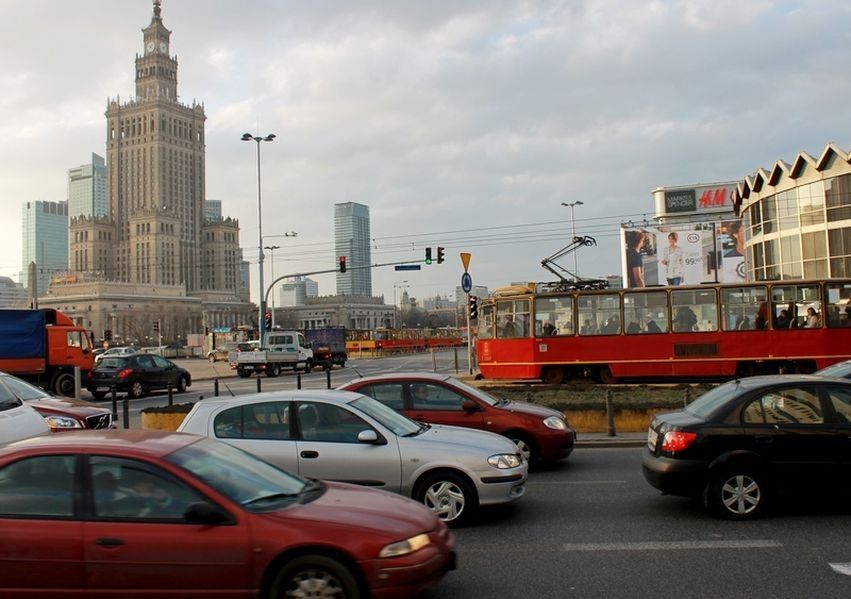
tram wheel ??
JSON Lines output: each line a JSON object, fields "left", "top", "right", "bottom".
{"left": 598, "top": 366, "right": 619, "bottom": 385}
{"left": 541, "top": 367, "right": 565, "bottom": 385}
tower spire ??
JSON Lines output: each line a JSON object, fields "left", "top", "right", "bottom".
{"left": 153, "top": 0, "right": 162, "bottom": 20}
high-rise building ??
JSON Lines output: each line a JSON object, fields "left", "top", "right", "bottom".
{"left": 335, "top": 202, "right": 372, "bottom": 296}
{"left": 20, "top": 201, "right": 69, "bottom": 295}
{"left": 279, "top": 276, "right": 319, "bottom": 307}
{"left": 68, "top": 153, "right": 107, "bottom": 219}
{"left": 205, "top": 200, "right": 222, "bottom": 222}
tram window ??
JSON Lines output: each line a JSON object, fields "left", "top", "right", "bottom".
{"left": 671, "top": 289, "right": 717, "bottom": 332}
{"left": 824, "top": 283, "right": 851, "bottom": 328}
{"left": 578, "top": 294, "right": 620, "bottom": 336}
{"left": 721, "top": 286, "right": 767, "bottom": 331}
{"left": 771, "top": 285, "right": 821, "bottom": 330}
{"left": 534, "top": 296, "right": 573, "bottom": 337}
{"left": 477, "top": 304, "right": 494, "bottom": 340}
{"left": 623, "top": 291, "right": 668, "bottom": 334}
{"left": 497, "top": 300, "right": 530, "bottom": 338}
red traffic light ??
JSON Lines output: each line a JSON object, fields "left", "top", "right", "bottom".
{"left": 339, "top": 256, "right": 347, "bottom": 273}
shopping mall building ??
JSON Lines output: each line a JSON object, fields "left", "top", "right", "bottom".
{"left": 732, "top": 143, "right": 851, "bottom": 282}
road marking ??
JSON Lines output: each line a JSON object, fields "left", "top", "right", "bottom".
{"left": 829, "top": 563, "right": 851, "bottom": 576}
{"left": 526, "top": 480, "right": 627, "bottom": 485}
{"left": 561, "top": 540, "right": 782, "bottom": 552}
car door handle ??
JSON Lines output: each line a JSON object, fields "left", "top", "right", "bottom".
{"left": 96, "top": 538, "right": 125, "bottom": 547}
{"left": 300, "top": 450, "right": 319, "bottom": 459}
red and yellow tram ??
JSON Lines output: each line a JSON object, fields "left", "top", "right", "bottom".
{"left": 475, "top": 279, "right": 851, "bottom": 384}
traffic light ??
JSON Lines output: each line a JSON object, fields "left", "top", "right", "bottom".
{"left": 425, "top": 247, "right": 432, "bottom": 265}
{"left": 152, "top": 320, "right": 160, "bottom": 333}
{"left": 265, "top": 311, "right": 272, "bottom": 330}
{"left": 103, "top": 329, "right": 112, "bottom": 342}
{"left": 469, "top": 296, "right": 478, "bottom": 320}
{"left": 437, "top": 246, "right": 445, "bottom": 264}
{"left": 339, "top": 256, "right": 347, "bottom": 273}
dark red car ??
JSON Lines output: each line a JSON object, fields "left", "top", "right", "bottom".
{"left": 0, "top": 371, "right": 113, "bottom": 432}
{"left": 0, "top": 430, "right": 455, "bottom": 598}
{"left": 340, "top": 373, "right": 575, "bottom": 463}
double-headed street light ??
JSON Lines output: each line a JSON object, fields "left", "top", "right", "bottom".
{"left": 242, "top": 132, "right": 275, "bottom": 346}
{"left": 561, "top": 200, "right": 584, "bottom": 278}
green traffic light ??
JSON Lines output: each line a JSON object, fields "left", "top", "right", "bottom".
{"left": 425, "top": 247, "right": 433, "bottom": 264}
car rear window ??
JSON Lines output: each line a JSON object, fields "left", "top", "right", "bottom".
{"left": 99, "top": 357, "right": 128, "bottom": 368}
{"left": 685, "top": 380, "right": 744, "bottom": 419}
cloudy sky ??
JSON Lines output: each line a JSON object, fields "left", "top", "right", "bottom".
{"left": 1, "top": 0, "right": 849, "bottom": 305}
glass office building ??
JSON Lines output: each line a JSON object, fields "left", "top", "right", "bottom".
{"left": 335, "top": 202, "right": 372, "bottom": 296}
{"left": 20, "top": 200, "right": 69, "bottom": 295}
{"left": 67, "top": 154, "right": 107, "bottom": 219}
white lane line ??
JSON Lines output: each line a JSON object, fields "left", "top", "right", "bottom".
{"left": 526, "top": 480, "right": 627, "bottom": 485}
{"left": 562, "top": 540, "right": 782, "bottom": 552}
{"left": 829, "top": 563, "right": 851, "bottom": 576}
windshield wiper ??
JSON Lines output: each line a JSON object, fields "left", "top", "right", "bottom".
{"left": 243, "top": 492, "right": 300, "bottom": 507}
{"left": 402, "top": 423, "right": 431, "bottom": 437}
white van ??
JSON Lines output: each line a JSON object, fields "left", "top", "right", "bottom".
{"left": 0, "top": 386, "right": 50, "bottom": 445}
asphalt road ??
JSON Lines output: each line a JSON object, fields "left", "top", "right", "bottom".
{"left": 423, "top": 447, "right": 851, "bottom": 599}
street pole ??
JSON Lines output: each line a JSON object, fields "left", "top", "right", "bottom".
{"left": 242, "top": 132, "right": 275, "bottom": 346}
{"left": 264, "top": 244, "right": 280, "bottom": 329}
{"left": 466, "top": 292, "right": 472, "bottom": 375}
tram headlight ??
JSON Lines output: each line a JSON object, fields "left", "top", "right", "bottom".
{"left": 543, "top": 416, "right": 567, "bottom": 430}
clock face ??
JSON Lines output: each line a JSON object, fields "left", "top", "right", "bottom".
{"left": 146, "top": 41, "right": 155, "bottom": 53}
{"left": 159, "top": 41, "right": 167, "bottom": 53}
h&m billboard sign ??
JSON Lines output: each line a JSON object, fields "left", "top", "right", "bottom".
{"left": 663, "top": 186, "right": 733, "bottom": 215}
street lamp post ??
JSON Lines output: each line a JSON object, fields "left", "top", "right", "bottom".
{"left": 561, "top": 200, "right": 584, "bottom": 278}
{"left": 263, "top": 245, "right": 280, "bottom": 329}
{"left": 242, "top": 132, "right": 276, "bottom": 346}
{"left": 393, "top": 280, "right": 408, "bottom": 329}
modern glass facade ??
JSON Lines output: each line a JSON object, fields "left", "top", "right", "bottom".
{"left": 205, "top": 200, "right": 222, "bottom": 222}
{"left": 334, "top": 202, "right": 372, "bottom": 296}
{"left": 20, "top": 201, "right": 69, "bottom": 294}
{"left": 67, "top": 153, "right": 107, "bottom": 219}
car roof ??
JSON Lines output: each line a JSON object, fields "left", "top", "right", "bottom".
{"left": 0, "top": 429, "right": 200, "bottom": 457}
{"left": 728, "top": 374, "right": 851, "bottom": 388}
{"left": 196, "top": 389, "right": 365, "bottom": 407}
{"left": 342, "top": 372, "right": 453, "bottom": 386}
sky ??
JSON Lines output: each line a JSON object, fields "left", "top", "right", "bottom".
{"left": 1, "top": 0, "right": 850, "bottom": 307}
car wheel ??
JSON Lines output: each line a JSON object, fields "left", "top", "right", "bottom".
{"left": 508, "top": 433, "right": 536, "bottom": 463}
{"left": 269, "top": 554, "right": 360, "bottom": 599}
{"left": 52, "top": 372, "right": 76, "bottom": 397}
{"left": 415, "top": 471, "right": 477, "bottom": 527}
{"left": 707, "top": 469, "right": 767, "bottom": 520}
{"left": 267, "top": 363, "right": 281, "bottom": 378}
{"left": 129, "top": 379, "right": 145, "bottom": 399}
{"left": 176, "top": 375, "right": 188, "bottom": 393}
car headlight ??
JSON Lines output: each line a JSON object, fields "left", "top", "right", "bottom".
{"left": 543, "top": 415, "right": 567, "bottom": 430}
{"left": 488, "top": 453, "right": 521, "bottom": 469}
{"left": 44, "top": 415, "right": 83, "bottom": 430}
{"left": 379, "top": 533, "right": 431, "bottom": 558}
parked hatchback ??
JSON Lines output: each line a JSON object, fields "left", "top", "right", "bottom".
{"left": 94, "top": 346, "right": 139, "bottom": 364}
{"left": 643, "top": 375, "right": 851, "bottom": 520}
{"left": 179, "top": 390, "right": 528, "bottom": 526}
{"left": 88, "top": 354, "right": 191, "bottom": 399}
{"left": 339, "top": 373, "right": 575, "bottom": 463}
{"left": 0, "top": 372, "right": 113, "bottom": 432}
{"left": 0, "top": 430, "right": 455, "bottom": 598}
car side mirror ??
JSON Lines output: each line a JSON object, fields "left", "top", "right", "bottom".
{"left": 357, "top": 430, "right": 380, "bottom": 444}
{"left": 183, "top": 501, "right": 231, "bottom": 525}
{"left": 462, "top": 399, "right": 479, "bottom": 412}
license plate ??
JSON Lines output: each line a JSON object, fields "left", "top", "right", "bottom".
{"left": 647, "top": 428, "right": 659, "bottom": 450}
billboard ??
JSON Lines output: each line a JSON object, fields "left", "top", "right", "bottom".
{"left": 622, "top": 220, "right": 744, "bottom": 288}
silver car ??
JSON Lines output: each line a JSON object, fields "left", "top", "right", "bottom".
{"left": 178, "top": 390, "right": 527, "bottom": 526}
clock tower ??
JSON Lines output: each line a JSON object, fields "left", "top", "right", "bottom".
{"left": 137, "top": 0, "right": 176, "bottom": 100}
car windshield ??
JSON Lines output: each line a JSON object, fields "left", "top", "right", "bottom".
{"left": 166, "top": 437, "right": 308, "bottom": 511}
{"left": 684, "top": 380, "right": 745, "bottom": 419}
{"left": 446, "top": 377, "right": 500, "bottom": 406}
{"left": 98, "top": 357, "right": 128, "bottom": 369}
{"left": 815, "top": 361, "right": 851, "bottom": 378}
{"left": 349, "top": 395, "right": 422, "bottom": 436}
{"left": 0, "top": 374, "right": 52, "bottom": 401}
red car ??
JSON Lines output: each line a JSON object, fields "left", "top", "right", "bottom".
{"left": 340, "top": 373, "right": 575, "bottom": 463}
{"left": 0, "top": 430, "right": 455, "bottom": 598}
{"left": 0, "top": 371, "right": 113, "bottom": 432}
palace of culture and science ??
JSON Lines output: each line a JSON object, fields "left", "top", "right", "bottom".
{"left": 41, "top": 1, "right": 253, "bottom": 343}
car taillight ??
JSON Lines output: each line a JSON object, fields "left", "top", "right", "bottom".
{"left": 117, "top": 368, "right": 134, "bottom": 379}
{"left": 661, "top": 431, "right": 697, "bottom": 453}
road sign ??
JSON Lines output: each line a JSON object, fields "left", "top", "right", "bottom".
{"left": 394, "top": 264, "right": 422, "bottom": 271}
{"left": 461, "top": 272, "right": 472, "bottom": 293}
{"left": 460, "top": 252, "right": 471, "bottom": 272}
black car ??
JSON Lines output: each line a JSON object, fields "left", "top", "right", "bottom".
{"left": 814, "top": 359, "right": 851, "bottom": 379}
{"left": 88, "top": 354, "right": 191, "bottom": 399}
{"left": 642, "top": 375, "right": 851, "bottom": 520}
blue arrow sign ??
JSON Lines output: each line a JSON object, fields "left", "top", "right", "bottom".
{"left": 461, "top": 272, "right": 472, "bottom": 293}
{"left": 394, "top": 264, "right": 422, "bottom": 271}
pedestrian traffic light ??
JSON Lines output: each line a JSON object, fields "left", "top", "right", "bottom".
{"left": 265, "top": 311, "right": 272, "bottom": 330}
{"left": 152, "top": 320, "right": 160, "bottom": 333}
{"left": 425, "top": 247, "right": 432, "bottom": 265}
{"left": 469, "top": 296, "right": 478, "bottom": 320}
{"left": 104, "top": 329, "right": 112, "bottom": 342}
{"left": 437, "top": 246, "right": 445, "bottom": 264}
{"left": 339, "top": 256, "right": 347, "bottom": 273}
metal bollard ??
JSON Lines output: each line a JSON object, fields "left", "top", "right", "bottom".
{"left": 167, "top": 384, "right": 173, "bottom": 407}
{"left": 454, "top": 347, "right": 459, "bottom": 374}
{"left": 605, "top": 389, "right": 616, "bottom": 437}
{"left": 111, "top": 386, "right": 118, "bottom": 421}
{"left": 326, "top": 369, "right": 331, "bottom": 389}
{"left": 122, "top": 397, "right": 129, "bottom": 429}
{"left": 74, "top": 366, "right": 82, "bottom": 400}
{"left": 431, "top": 348, "right": 437, "bottom": 372}
{"left": 297, "top": 373, "right": 302, "bottom": 389}
{"left": 214, "top": 379, "right": 219, "bottom": 397}
{"left": 256, "top": 377, "right": 261, "bottom": 393}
